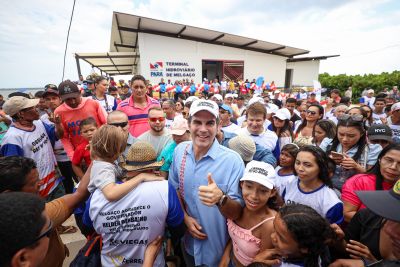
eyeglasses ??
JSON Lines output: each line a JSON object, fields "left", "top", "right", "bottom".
{"left": 306, "top": 110, "right": 317, "bottom": 115}
{"left": 31, "top": 220, "right": 53, "bottom": 244}
{"left": 219, "top": 110, "right": 228, "bottom": 114}
{"left": 148, "top": 117, "right": 165, "bottom": 122}
{"left": 338, "top": 114, "right": 364, "bottom": 122}
{"left": 109, "top": 122, "right": 128, "bottom": 128}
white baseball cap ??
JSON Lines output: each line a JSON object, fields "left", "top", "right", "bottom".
{"left": 391, "top": 102, "right": 400, "bottom": 112}
{"left": 266, "top": 103, "right": 279, "bottom": 114}
{"left": 273, "top": 108, "right": 291, "bottom": 120}
{"left": 189, "top": 99, "right": 219, "bottom": 118}
{"left": 248, "top": 97, "right": 265, "bottom": 107}
{"left": 213, "top": 94, "right": 223, "bottom": 101}
{"left": 225, "top": 93, "right": 234, "bottom": 99}
{"left": 240, "top": 161, "right": 276, "bottom": 189}
{"left": 186, "top": 96, "right": 199, "bottom": 103}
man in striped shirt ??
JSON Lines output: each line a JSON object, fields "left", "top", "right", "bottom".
{"left": 117, "top": 75, "right": 160, "bottom": 137}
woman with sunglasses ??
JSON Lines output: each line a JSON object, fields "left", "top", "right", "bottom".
{"left": 320, "top": 114, "right": 382, "bottom": 192}
{"left": 361, "top": 105, "right": 374, "bottom": 127}
{"left": 294, "top": 104, "right": 324, "bottom": 146}
{"left": 341, "top": 143, "right": 400, "bottom": 222}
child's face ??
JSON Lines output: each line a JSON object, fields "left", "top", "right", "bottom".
{"left": 271, "top": 214, "right": 303, "bottom": 258}
{"left": 81, "top": 124, "right": 97, "bottom": 141}
{"left": 240, "top": 181, "right": 274, "bottom": 211}
{"left": 374, "top": 101, "right": 385, "bottom": 112}
{"left": 295, "top": 151, "right": 320, "bottom": 183}
{"left": 279, "top": 150, "right": 295, "bottom": 168}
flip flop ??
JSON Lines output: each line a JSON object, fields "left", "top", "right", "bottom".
{"left": 57, "top": 225, "right": 78, "bottom": 234}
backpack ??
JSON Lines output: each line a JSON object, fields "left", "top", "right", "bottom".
{"left": 69, "top": 233, "right": 102, "bottom": 267}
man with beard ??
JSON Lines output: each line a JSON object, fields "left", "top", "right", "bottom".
{"left": 138, "top": 106, "right": 172, "bottom": 156}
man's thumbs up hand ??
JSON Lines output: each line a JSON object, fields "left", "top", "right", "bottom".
{"left": 198, "top": 173, "right": 224, "bottom": 206}
{"left": 207, "top": 173, "right": 215, "bottom": 185}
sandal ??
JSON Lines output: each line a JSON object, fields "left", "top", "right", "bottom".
{"left": 57, "top": 225, "right": 78, "bottom": 234}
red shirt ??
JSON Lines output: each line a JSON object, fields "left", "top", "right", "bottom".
{"left": 71, "top": 139, "right": 91, "bottom": 167}
{"left": 117, "top": 95, "right": 160, "bottom": 137}
{"left": 342, "top": 173, "right": 393, "bottom": 210}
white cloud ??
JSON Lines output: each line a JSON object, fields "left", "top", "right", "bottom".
{"left": 0, "top": 0, "right": 398, "bottom": 88}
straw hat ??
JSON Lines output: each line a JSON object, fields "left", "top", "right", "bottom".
{"left": 119, "top": 141, "right": 164, "bottom": 171}
{"left": 228, "top": 135, "right": 256, "bottom": 162}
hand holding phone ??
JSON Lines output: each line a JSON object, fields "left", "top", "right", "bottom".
{"left": 330, "top": 151, "right": 344, "bottom": 159}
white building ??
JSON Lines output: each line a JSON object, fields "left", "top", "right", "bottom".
{"left": 75, "top": 12, "right": 338, "bottom": 88}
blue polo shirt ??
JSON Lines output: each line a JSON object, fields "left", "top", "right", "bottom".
{"left": 169, "top": 140, "right": 244, "bottom": 266}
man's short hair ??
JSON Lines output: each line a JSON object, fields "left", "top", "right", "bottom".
{"left": 130, "top": 74, "right": 146, "bottom": 85}
{"left": 162, "top": 99, "right": 175, "bottom": 108}
{"left": 0, "top": 192, "right": 46, "bottom": 266}
{"left": 107, "top": 110, "right": 128, "bottom": 124}
{"left": 296, "top": 100, "right": 303, "bottom": 107}
{"left": 286, "top": 98, "right": 296, "bottom": 104}
{"left": 34, "top": 91, "right": 45, "bottom": 98}
{"left": 108, "top": 86, "right": 118, "bottom": 93}
{"left": 374, "top": 98, "right": 386, "bottom": 104}
{"left": 0, "top": 156, "right": 37, "bottom": 193}
{"left": 148, "top": 106, "right": 163, "bottom": 114}
{"left": 247, "top": 102, "right": 267, "bottom": 119}
{"left": 331, "top": 89, "right": 340, "bottom": 95}
{"left": 340, "top": 96, "right": 351, "bottom": 104}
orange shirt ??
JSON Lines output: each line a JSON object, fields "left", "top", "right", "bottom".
{"left": 54, "top": 97, "right": 107, "bottom": 159}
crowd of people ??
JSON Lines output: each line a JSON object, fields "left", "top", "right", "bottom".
{"left": 0, "top": 74, "right": 399, "bottom": 267}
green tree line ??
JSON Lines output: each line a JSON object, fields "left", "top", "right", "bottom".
{"left": 319, "top": 70, "right": 400, "bottom": 98}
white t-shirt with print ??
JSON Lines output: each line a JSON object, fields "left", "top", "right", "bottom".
{"left": 235, "top": 127, "right": 278, "bottom": 151}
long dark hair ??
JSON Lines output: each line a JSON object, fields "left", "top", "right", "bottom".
{"left": 295, "top": 145, "right": 333, "bottom": 188}
{"left": 312, "top": 119, "right": 336, "bottom": 143}
{"left": 295, "top": 104, "right": 324, "bottom": 136}
{"left": 272, "top": 118, "right": 293, "bottom": 139}
{"left": 367, "top": 143, "right": 400, "bottom": 190}
{"left": 328, "top": 119, "right": 366, "bottom": 163}
{"left": 279, "top": 204, "right": 336, "bottom": 267}
{"left": 279, "top": 143, "right": 299, "bottom": 168}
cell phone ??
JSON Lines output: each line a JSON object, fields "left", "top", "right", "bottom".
{"left": 330, "top": 151, "right": 344, "bottom": 159}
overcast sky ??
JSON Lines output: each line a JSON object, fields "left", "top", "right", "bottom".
{"left": 0, "top": 0, "right": 399, "bottom": 88}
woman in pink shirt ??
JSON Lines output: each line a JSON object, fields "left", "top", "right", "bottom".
{"left": 342, "top": 143, "right": 400, "bottom": 222}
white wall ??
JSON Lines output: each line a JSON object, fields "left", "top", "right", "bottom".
{"left": 286, "top": 61, "right": 320, "bottom": 87}
{"left": 138, "top": 33, "right": 288, "bottom": 86}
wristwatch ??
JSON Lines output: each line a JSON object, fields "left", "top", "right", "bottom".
{"left": 217, "top": 194, "right": 228, "bottom": 207}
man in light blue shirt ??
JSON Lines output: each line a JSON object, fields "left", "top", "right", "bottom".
{"left": 169, "top": 99, "right": 245, "bottom": 266}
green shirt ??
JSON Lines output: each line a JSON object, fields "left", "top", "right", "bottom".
{"left": 157, "top": 141, "right": 177, "bottom": 172}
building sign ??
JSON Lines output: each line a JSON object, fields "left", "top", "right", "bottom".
{"left": 149, "top": 62, "right": 163, "bottom": 77}
{"left": 150, "top": 61, "right": 196, "bottom": 78}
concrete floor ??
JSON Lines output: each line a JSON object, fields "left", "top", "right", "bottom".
{"left": 60, "top": 216, "right": 86, "bottom": 267}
